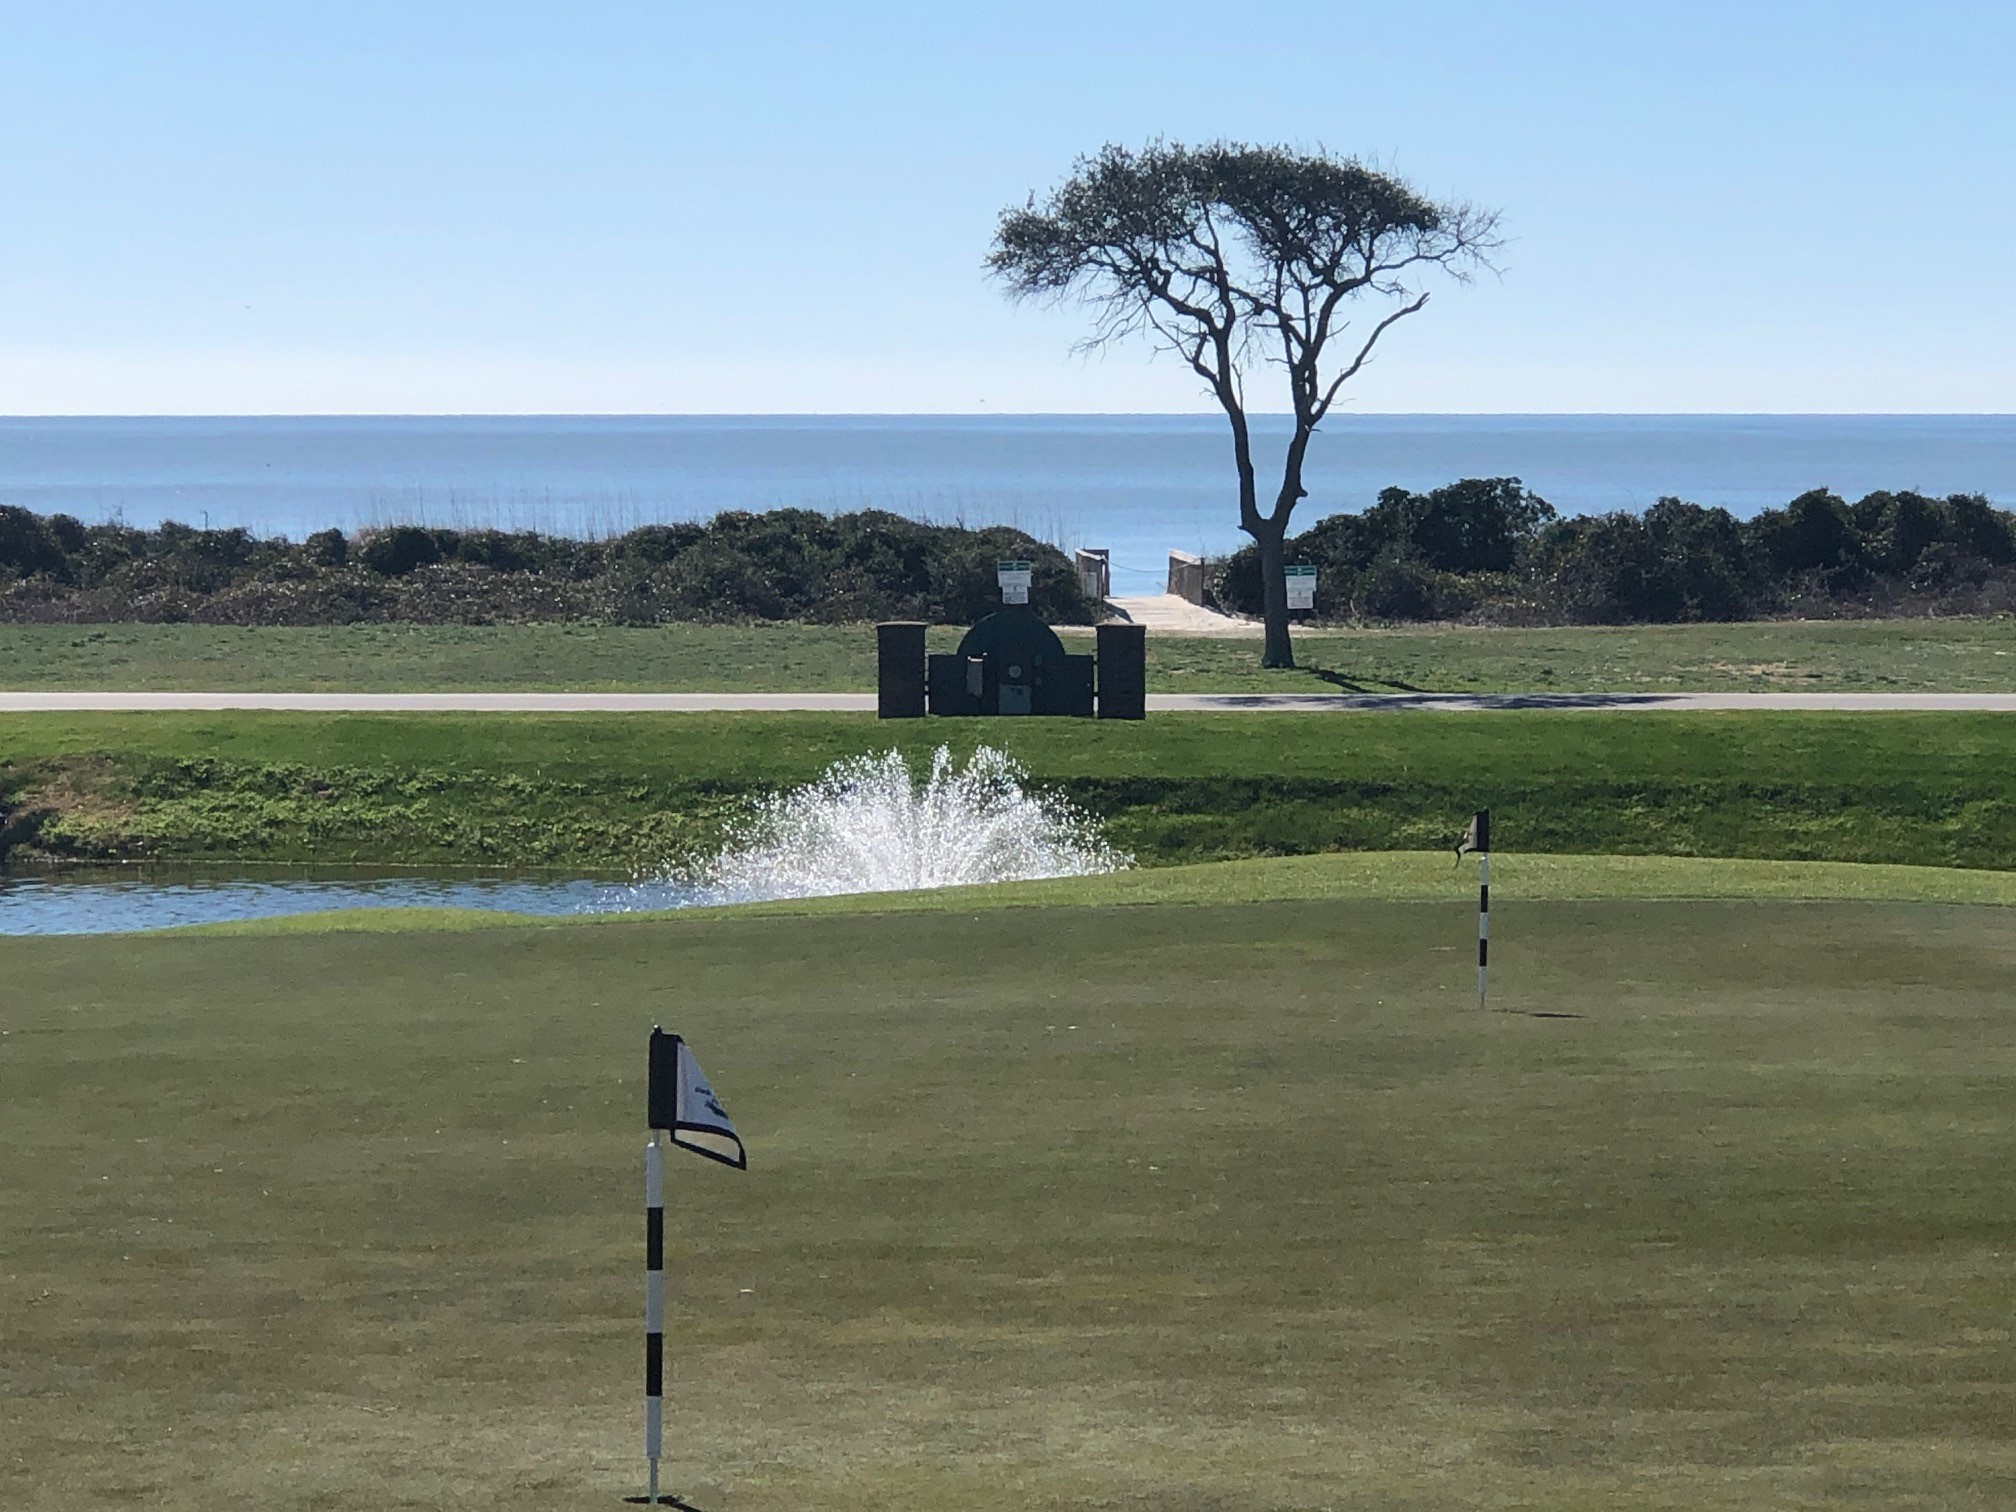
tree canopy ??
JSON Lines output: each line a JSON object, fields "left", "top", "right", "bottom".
{"left": 990, "top": 142, "right": 1499, "bottom": 665}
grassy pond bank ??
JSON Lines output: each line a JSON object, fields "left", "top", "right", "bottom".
{"left": 4, "top": 709, "right": 2015, "bottom": 873}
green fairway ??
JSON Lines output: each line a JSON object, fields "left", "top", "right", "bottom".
{"left": 7, "top": 617, "right": 2016, "bottom": 693}
{"left": 5, "top": 896, "right": 2014, "bottom": 1510}
{"left": 7, "top": 708, "right": 2016, "bottom": 871}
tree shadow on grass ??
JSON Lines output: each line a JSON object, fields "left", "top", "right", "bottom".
{"left": 1301, "top": 663, "right": 1433, "bottom": 693}
{"left": 1193, "top": 688, "right": 1679, "bottom": 709}
{"left": 623, "top": 1496, "right": 713, "bottom": 1511}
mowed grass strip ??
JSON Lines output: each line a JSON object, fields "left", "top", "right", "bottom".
{"left": 4, "top": 898, "right": 2014, "bottom": 1510}
{"left": 0, "top": 622, "right": 901, "bottom": 694}
{"left": 176, "top": 851, "right": 2016, "bottom": 937}
{"left": 6, "top": 709, "right": 2016, "bottom": 870}
{"left": 8, "top": 617, "right": 2016, "bottom": 693}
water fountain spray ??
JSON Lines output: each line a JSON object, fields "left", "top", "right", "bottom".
{"left": 673, "top": 745, "right": 1129, "bottom": 904}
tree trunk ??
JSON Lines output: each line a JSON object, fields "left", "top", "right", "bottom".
{"left": 1252, "top": 517, "right": 1295, "bottom": 669}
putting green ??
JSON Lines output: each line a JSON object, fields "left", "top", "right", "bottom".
{"left": 5, "top": 890, "right": 2014, "bottom": 1509}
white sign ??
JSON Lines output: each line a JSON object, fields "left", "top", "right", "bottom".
{"left": 1285, "top": 564, "right": 1317, "bottom": 610}
{"left": 998, "top": 560, "right": 1033, "bottom": 605}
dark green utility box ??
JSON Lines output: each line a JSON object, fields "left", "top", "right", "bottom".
{"left": 925, "top": 608, "right": 1094, "bottom": 716}
{"left": 878, "top": 611, "right": 1144, "bottom": 719}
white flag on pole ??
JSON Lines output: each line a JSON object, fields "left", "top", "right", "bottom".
{"left": 670, "top": 1039, "right": 746, "bottom": 1169}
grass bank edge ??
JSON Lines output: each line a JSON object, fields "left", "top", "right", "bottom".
{"left": 161, "top": 850, "right": 2016, "bottom": 937}
{"left": 9, "top": 709, "right": 2016, "bottom": 875}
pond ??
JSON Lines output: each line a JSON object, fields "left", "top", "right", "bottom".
{"left": 0, "top": 865, "right": 704, "bottom": 936}
{"left": 0, "top": 746, "right": 1133, "bottom": 936}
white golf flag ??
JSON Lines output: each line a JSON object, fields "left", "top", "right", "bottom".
{"left": 649, "top": 1029, "right": 747, "bottom": 1169}
{"left": 671, "top": 1041, "right": 745, "bottom": 1169}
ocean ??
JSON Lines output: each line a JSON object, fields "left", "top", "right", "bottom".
{"left": 2, "top": 414, "right": 2012, "bottom": 594}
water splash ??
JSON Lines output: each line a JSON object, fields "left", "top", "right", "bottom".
{"left": 669, "top": 745, "right": 1130, "bottom": 904}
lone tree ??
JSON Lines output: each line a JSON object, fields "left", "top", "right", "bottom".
{"left": 989, "top": 142, "right": 1500, "bottom": 668}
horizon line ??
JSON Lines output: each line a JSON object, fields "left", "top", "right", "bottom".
{"left": 2, "top": 410, "right": 2013, "bottom": 422}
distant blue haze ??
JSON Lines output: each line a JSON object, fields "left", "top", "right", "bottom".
{"left": 2, "top": 414, "right": 2012, "bottom": 594}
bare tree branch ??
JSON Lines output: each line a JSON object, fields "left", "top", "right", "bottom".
{"left": 989, "top": 140, "right": 1501, "bottom": 668}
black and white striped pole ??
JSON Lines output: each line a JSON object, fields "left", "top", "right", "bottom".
{"left": 643, "top": 1128, "right": 667, "bottom": 1503}
{"left": 1477, "top": 825, "right": 1490, "bottom": 1012}
{"left": 642, "top": 1027, "right": 747, "bottom": 1507}
{"left": 1458, "top": 810, "right": 1490, "bottom": 1010}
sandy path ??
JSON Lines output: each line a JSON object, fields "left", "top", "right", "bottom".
{"left": 1098, "top": 594, "right": 1263, "bottom": 635}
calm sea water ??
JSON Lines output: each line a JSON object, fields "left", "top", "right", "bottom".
{"left": 3, "top": 414, "right": 2012, "bottom": 593}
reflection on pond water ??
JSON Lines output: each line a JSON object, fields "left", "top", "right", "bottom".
{"left": 0, "top": 866, "right": 703, "bottom": 936}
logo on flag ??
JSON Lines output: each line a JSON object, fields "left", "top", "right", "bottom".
{"left": 648, "top": 1028, "right": 747, "bottom": 1169}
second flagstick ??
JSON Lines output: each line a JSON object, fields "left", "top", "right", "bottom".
{"left": 1477, "top": 846, "right": 1490, "bottom": 1011}
{"left": 1456, "top": 810, "right": 1491, "bottom": 1010}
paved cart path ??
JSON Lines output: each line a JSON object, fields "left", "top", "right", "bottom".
{"left": 8, "top": 691, "right": 2016, "bottom": 713}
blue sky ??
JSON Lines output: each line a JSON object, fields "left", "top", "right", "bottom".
{"left": 1, "top": 1, "right": 2010, "bottom": 414}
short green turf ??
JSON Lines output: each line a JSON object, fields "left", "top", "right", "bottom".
{"left": 7, "top": 617, "right": 2016, "bottom": 692}
{"left": 1146, "top": 616, "right": 2016, "bottom": 694}
{"left": 5, "top": 897, "right": 2014, "bottom": 1509}
{"left": 7, "top": 708, "right": 2016, "bottom": 871}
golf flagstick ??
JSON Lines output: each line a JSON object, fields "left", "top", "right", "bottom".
{"left": 643, "top": 1028, "right": 747, "bottom": 1506}
{"left": 1456, "top": 810, "right": 1491, "bottom": 1010}
{"left": 1478, "top": 848, "right": 1490, "bottom": 1011}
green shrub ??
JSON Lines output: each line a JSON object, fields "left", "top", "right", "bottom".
{"left": 0, "top": 508, "right": 1097, "bottom": 626}
{"left": 1212, "top": 481, "right": 2016, "bottom": 624}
